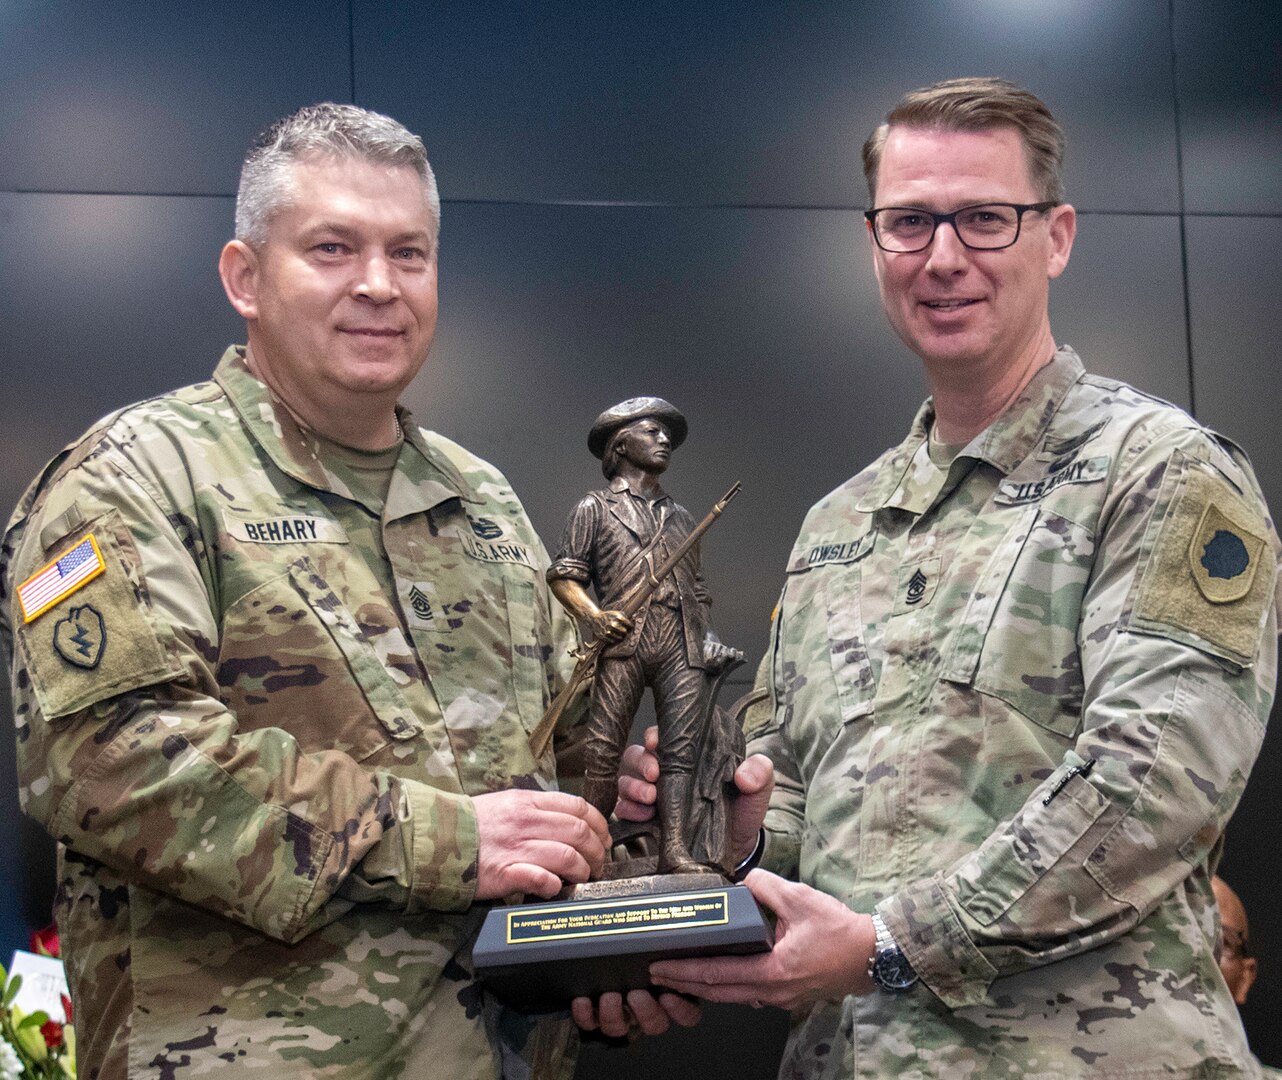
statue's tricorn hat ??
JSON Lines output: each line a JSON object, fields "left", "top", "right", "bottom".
{"left": 588, "top": 397, "right": 688, "bottom": 459}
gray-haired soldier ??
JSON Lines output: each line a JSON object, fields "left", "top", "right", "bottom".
{"left": 1, "top": 103, "right": 613, "bottom": 1078}
{"left": 639, "top": 78, "right": 1282, "bottom": 1077}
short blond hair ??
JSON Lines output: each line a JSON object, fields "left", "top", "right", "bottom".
{"left": 862, "top": 77, "right": 1065, "bottom": 203}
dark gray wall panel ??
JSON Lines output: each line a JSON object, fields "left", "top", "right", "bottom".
{"left": 1054, "top": 212, "right": 1190, "bottom": 408}
{"left": 1187, "top": 216, "right": 1282, "bottom": 506}
{"left": 0, "top": 192, "right": 243, "bottom": 520}
{"left": 0, "top": 0, "right": 349, "bottom": 194}
{"left": 1186, "top": 213, "right": 1282, "bottom": 1067}
{"left": 1175, "top": 1, "right": 1282, "bottom": 214}
{"left": 1222, "top": 707, "right": 1282, "bottom": 1069}
{"left": 356, "top": 0, "right": 1177, "bottom": 211}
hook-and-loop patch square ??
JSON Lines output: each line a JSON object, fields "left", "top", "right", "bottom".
{"left": 15, "top": 511, "right": 181, "bottom": 719}
{"left": 1131, "top": 456, "right": 1275, "bottom": 666}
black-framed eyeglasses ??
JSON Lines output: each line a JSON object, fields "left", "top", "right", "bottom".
{"left": 865, "top": 201, "right": 1059, "bottom": 253}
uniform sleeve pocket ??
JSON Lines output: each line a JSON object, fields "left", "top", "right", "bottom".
{"left": 955, "top": 761, "right": 1109, "bottom": 926}
{"left": 1084, "top": 671, "right": 1260, "bottom": 910}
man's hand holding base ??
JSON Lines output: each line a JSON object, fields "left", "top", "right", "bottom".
{"left": 649, "top": 870, "right": 876, "bottom": 1010}
{"left": 473, "top": 790, "right": 610, "bottom": 900}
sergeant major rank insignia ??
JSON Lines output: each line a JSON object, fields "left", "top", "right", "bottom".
{"left": 905, "top": 569, "right": 928, "bottom": 605}
{"left": 404, "top": 583, "right": 440, "bottom": 630}
{"left": 408, "top": 584, "right": 435, "bottom": 622}
{"left": 893, "top": 555, "right": 940, "bottom": 614}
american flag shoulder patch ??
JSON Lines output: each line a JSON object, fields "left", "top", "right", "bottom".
{"left": 18, "top": 534, "right": 107, "bottom": 623}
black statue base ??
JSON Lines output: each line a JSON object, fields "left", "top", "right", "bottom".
{"left": 473, "top": 872, "right": 773, "bottom": 1013}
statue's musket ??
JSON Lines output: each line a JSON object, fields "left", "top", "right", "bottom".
{"left": 528, "top": 481, "right": 742, "bottom": 758}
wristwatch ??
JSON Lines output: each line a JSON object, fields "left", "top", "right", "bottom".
{"left": 868, "top": 913, "right": 918, "bottom": 993}
{"left": 732, "top": 828, "right": 766, "bottom": 882}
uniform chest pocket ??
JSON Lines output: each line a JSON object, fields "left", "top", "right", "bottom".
{"left": 503, "top": 569, "right": 555, "bottom": 736}
{"left": 776, "top": 529, "right": 876, "bottom": 768}
{"left": 820, "top": 564, "right": 876, "bottom": 723}
{"left": 942, "top": 507, "right": 1094, "bottom": 739}
{"left": 408, "top": 554, "right": 552, "bottom": 740}
{"left": 217, "top": 556, "right": 422, "bottom": 762}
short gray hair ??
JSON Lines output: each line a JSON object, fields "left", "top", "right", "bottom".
{"left": 235, "top": 102, "right": 440, "bottom": 249}
{"left": 862, "top": 77, "right": 1066, "bottom": 204}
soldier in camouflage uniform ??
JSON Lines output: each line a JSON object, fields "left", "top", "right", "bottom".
{"left": 648, "top": 79, "right": 1281, "bottom": 1076}
{"left": 0, "top": 104, "right": 616, "bottom": 1079}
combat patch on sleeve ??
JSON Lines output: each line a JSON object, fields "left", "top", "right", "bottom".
{"left": 52, "top": 605, "right": 106, "bottom": 668}
{"left": 1131, "top": 460, "right": 1276, "bottom": 665}
{"left": 16, "top": 513, "right": 180, "bottom": 719}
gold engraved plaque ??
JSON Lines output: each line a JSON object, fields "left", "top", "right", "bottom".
{"left": 507, "top": 891, "right": 729, "bottom": 944}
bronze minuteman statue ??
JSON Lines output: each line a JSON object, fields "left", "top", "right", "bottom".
{"left": 545, "top": 398, "right": 743, "bottom": 876}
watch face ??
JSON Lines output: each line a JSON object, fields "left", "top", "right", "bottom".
{"left": 873, "top": 948, "right": 918, "bottom": 992}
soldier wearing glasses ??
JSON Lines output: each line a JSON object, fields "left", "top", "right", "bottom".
{"left": 640, "top": 77, "right": 1281, "bottom": 1077}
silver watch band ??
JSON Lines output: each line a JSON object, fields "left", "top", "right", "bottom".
{"left": 868, "top": 910, "right": 918, "bottom": 992}
{"left": 871, "top": 912, "right": 896, "bottom": 955}
{"left": 732, "top": 828, "right": 766, "bottom": 880}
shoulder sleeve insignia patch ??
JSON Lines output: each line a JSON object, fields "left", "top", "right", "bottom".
{"left": 53, "top": 604, "right": 106, "bottom": 668}
{"left": 17, "top": 534, "right": 105, "bottom": 622}
{"left": 1189, "top": 502, "right": 1265, "bottom": 603}
{"left": 1131, "top": 459, "right": 1277, "bottom": 665}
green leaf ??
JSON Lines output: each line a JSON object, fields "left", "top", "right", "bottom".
{"left": 2, "top": 974, "right": 21, "bottom": 1007}
{"left": 14, "top": 1018, "right": 47, "bottom": 1061}
{"left": 17, "top": 1009, "right": 50, "bottom": 1029}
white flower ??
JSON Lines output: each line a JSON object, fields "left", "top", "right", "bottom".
{"left": 0, "top": 1037, "right": 22, "bottom": 1080}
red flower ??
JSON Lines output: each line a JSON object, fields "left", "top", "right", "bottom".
{"left": 60, "top": 993, "right": 74, "bottom": 1025}
{"left": 29, "top": 924, "right": 60, "bottom": 958}
{"left": 40, "top": 1019, "right": 64, "bottom": 1050}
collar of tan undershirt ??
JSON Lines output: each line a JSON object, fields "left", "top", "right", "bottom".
{"left": 926, "top": 421, "right": 967, "bottom": 468}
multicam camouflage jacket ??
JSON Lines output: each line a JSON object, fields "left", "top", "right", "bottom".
{"left": 748, "top": 347, "right": 1279, "bottom": 1078}
{"left": 0, "top": 348, "right": 579, "bottom": 1080}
